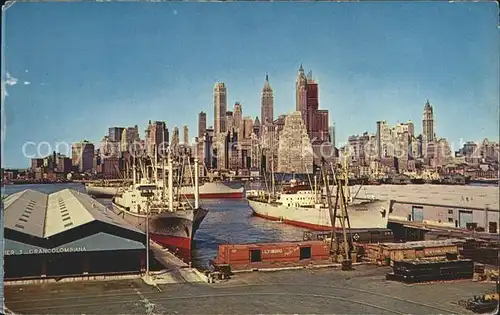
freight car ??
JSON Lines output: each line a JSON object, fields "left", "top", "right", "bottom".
{"left": 303, "top": 228, "right": 394, "bottom": 244}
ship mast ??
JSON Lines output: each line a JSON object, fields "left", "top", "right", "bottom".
{"left": 194, "top": 158, "right": 200, "bottom": 209}
{"left": 168, "top": 152, "right": 174, "bottom": 212}
{"left": 132, "top": 155, "right": 137, "bottom": 186}
{"left": 162, "top": 134, "right": 166, "bottom": 202}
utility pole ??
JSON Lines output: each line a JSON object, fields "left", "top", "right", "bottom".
{"left": 140, "top": 189, "right": 154, "bottom": 280}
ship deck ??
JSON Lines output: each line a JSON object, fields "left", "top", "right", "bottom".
{"left": 5, "top": 265, "right": 495, "bottom": 314}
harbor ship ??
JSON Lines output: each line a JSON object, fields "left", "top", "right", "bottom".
{"left": 247, "top": 189, "right": 389, "bottom": 231}
{"left": 247, "top": 160, "right": 389, "bottom": 231}
{"left": 111, "top": 157, "right": 208, "bottom": 262}
{"left": 86, "top": 179, "right": 244, "bottom": 199}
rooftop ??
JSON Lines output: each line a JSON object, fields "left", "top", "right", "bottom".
{"left": 348, "top": 184, "right": 499, "bottom": 211}
{"left": 4, "top": 189, "right": 142, "bottom": 238}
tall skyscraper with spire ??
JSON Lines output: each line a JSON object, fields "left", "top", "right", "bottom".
{"left": 295, "top": 64, "right": 329, "bottom": 141}
{"left": 214, "top": 82, "right": 227, "bottom": 135}
{"left": 261, "top": 74, "right": 274, "bottom": 126}
{"left": 422, "top": 100, "right": 435, "bottom": 142}
{"left": 296, "top": 64, "right": 307, "bottom": 114}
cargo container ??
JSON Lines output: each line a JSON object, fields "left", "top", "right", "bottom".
{"left": 386, "top": 258, "right": 474, "bottom": 283}
{"left": 363, "top": 239, "right": 464, "bottom": 266}
{"left": 303, "top": 228, "right": 394, "bottom": 244}
{"left": 211, "top": 241, "right": 331, "bottom": 270}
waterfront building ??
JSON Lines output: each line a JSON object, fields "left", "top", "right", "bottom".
{"left": 277, "top": 111, "right": 313, "bottom": 174}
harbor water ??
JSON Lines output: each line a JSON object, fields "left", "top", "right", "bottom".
{"left": 1, "top": 183, "right": 308, "bottom": 268}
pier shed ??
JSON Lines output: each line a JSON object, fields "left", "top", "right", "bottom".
{"left": 3, "top": 189, "right": 146, "bottom": 280}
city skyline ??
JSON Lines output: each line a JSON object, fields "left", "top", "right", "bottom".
{"left": 3, "top": 2, "right": 498, "bottom": 168}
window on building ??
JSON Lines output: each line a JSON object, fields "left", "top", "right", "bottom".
{"left": 448, "top": 218, "right": 454, "bottom": 223}
{"left": 448, "top": 209, "right": 453, "bottom": 214}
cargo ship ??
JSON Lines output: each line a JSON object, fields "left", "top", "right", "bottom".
{"left": 247, "top": 190, "right": 389, "bottom": 231}
{"left": 87, "top": 180, "right": 244, "bottom": 199}
{"left": 111, "top": 157, "right": 208, "bottom": 262}
{"left": 248, "top": 157, "right": 389, "bottom": 231}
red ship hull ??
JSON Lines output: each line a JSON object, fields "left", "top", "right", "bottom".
{"left": 253, "top": 211, "right": 331, "bottom": 231}
{"left": 150, "top": 234, "right": 192, "bottom": 262}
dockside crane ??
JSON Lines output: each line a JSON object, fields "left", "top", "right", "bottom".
{"left": 321, "top": 153, "right": 355, "bottom": 270}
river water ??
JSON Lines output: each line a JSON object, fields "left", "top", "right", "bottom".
{"left": 1, "top": 183, "right": 307, "bottom": 268}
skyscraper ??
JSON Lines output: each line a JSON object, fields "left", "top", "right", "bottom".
{"left": 198, "top": 111, "right": 207, "bottom": 138}
{"left": 72, "top": 140, "right": 95, "bottom": 173}
{"left": 261, "top": 74, "right": 274, "bottom": 126}
{"left": 277, "top": 111, "right": 313, "bottom": 174}
{"left": 214, "top": 82, "right": 227, "bottom": 135}
{"left": 183, "top": 125, "right": 189, "bottom": 145}
{"left": 145, "top": 121, "right": 169, "bottom": 157}
{"left": 171, "top": 127, "right": 180, "bottom": 150}
{"left": 108, "top": 127, "right": 125, "bottom": 143}
{"left": 296, "top": 64, "right": 307, "bottom": 114}
{"left": 422, "top": 100, "right": 435, "bottom": 142}
{"left": 233, "top": 102, "right": 242, "bottom": 133}
{"left": 295, "top": 65, "right": 329, "bottom": 141}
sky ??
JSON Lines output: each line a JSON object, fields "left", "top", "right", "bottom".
{"left": 1, "top": 1, "right": 498, "bottom": 168}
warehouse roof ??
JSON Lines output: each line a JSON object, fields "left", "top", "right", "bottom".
{"left": 4, "top": 189, "right": 142, "bottom": 238}
{"left": 345, "top": 184, "right": 499, "bottom": 211}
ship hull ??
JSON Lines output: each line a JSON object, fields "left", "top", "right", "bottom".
{"left": 85, "top": 185, "right": 122, "bottom": 197}
{"left": 248, "top": 199, "right": 389, "bottom": 231}
{"left": 111, "top": 203, "right": 208, "bottom": 262}
{"left": 89, "top": 182, "right": 244, "bottom": 199}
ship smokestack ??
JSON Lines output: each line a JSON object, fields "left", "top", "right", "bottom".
{"left": 168, "top": 156, "right": 173, "bottom": 212}
{"left": 194, "top": 158, "right": 199, "bottom": 209}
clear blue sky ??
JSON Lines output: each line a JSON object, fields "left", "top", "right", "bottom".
{"left": 2, "top": 1, "right": 498, "bottom": 168}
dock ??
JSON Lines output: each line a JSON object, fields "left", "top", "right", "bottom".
{"left": 148, "top": 240, "right": 206, "bottom": 284}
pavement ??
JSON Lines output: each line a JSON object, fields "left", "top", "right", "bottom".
{"left": 5, "top": 265, "right": 496, "bottom": 314}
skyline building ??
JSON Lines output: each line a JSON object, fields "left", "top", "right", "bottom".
{"left": 423, "top": 100, "right": 435, "bottom": 142}
{"left": 214, "top": 82, "right": 227, "bottom": 135}
{"left": 198, "top": 111, "right": 207, "bottom": 138}
{"left": 277, "top": 111, "right": 313, "bottom": 174}
{"left": 233, "top": 102, "right": 242, "bottom": 134}
{"left": 145, "top": 120, "right": 169, "bottom": 157}
{"left": 71, "top": 140, "right": 95, "bottom": 173}
{"left": 295, "top": 65, "right": 329, "bottom": 141}
{"left": 108, "top": 127, "right": 125, "bottom": 143}
{"left": 171, "top": 126, "right": 179, "bottom": 150}
{"left": 183, "top": 125, "right": 189, "bottom": 145}
{"left": 261, "top": 74, "right": 274, "bottom": 126}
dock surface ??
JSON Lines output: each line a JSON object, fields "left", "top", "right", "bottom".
{"left": 5, "top": 265, "right": 495, "bottom": 314}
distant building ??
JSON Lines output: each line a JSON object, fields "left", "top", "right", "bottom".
{"left": 72, "top": 140, "right": 94, "bottom": 173}
{"left": 252, "top": 117, "right": 260, "bottom": 139}
{"left": 145, "top": 121, "right": 169, "bottom": 157}
{"left": 108, "top": 127, "right": 125, "bottom": 143}
{"left": 214, "top": 82, "right": 227, "bottom": 135}
{"left": 422, "top": 100, "right": 435, "bottom": 142}
{"left": 198, "top": 111, "right": 207, "bottom": 138}
{"left": 261, "top": 74, "right": 274, "bottom": 126}
{"left": 295, "top": 65, "right": 329, "bottom": 141}
{"left": 277, "top": 111, "right": 313, "bottom": 174}
{"left": 121, "top": 125, "right": 140, "bottom": 153}
{"left": 183, "top": 125, "right": 189, "bottom": 145}
{"left": 171, "top": 127, "right": 179, "bottom": 152}
{"left": 225, "top": 111, "right": 234, "bottom": 133}
{"left": 329, "top": 124, "right": 336, "bottom": 148}
{"left": 233, "top": 103, "right": 242, "bottom": 134}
